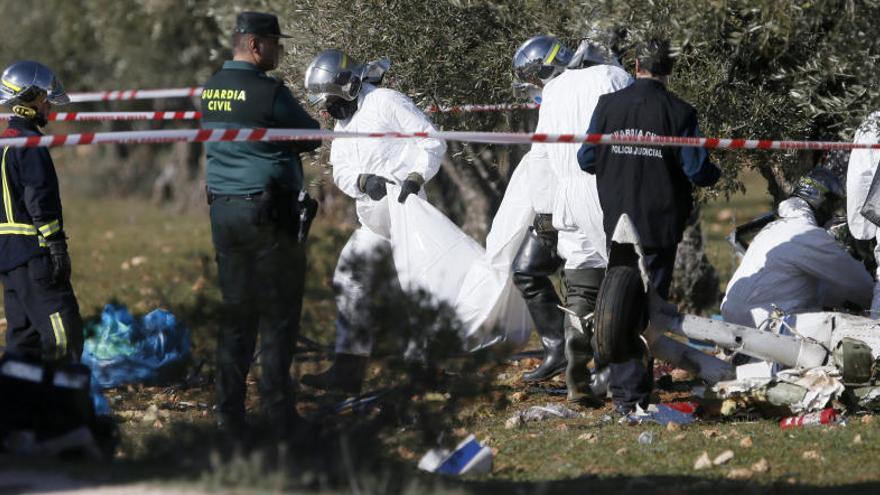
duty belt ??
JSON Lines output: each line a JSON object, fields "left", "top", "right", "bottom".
{"left": 206, "top": 188, "right": 264, "bottom": 204}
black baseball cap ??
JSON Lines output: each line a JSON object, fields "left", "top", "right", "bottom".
{"left": 235, "top": 11, "right": 292, "bottom": 38}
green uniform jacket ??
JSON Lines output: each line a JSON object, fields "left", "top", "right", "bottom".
{"left": 202, "top": 60, "right": 321, "bottom": 195}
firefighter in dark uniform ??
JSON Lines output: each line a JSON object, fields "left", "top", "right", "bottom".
{"left": 201, "top": 11, "right": 321, "bottom": 433}
{"left": 0, "top": 61, "right": 83, "bottom": 363}
{"left": 577, "top": 38, "right": 720, "bottom": 414}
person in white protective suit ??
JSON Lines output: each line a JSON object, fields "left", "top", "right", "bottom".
{"left": 299, "top": 49, "right": 447, "bottom": 394}
{"left": 525, "top": 35, "right": 633, "bottom": 404}
{"left": 722, "top": 168, "right": 873, "bottom": 328}
{"left": 495, "top": 35, "right": 575, "bottom": 383}
{"left": 846, "top": 112, "right": 880, "bottom": 317}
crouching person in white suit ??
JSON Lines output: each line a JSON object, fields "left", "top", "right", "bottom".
{"left": 301, "top": 49, "right": 447, "bottom": 394}
{"left": 722, "top": 168, "right": 872, "bottom": 327}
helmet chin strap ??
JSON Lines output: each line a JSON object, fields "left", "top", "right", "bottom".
{"left": 11, "top": 104, "right": 47, "bottom": 126}
{"left": 11, "top": 104, "right": 36, "bottom": 119}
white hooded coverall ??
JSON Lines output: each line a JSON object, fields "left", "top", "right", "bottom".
{"left": 330, "top": 83, "right": 446, "bottom": 355}
{"left": 846, "top": 111, "right": 880, "bottom": 316}
{"left": 721, "top": 198, "right": 873, "bottom": 327}
{"left": 529, "top": 65, "right": 633, "bottom": 268}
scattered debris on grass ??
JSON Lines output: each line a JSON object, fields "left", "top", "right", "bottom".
{"left": 713, "top": 450, "right": 735, "bottom": 466}
{"left": 694, "top": 452, "right": 712, "bottom": 470}
{"left": 802, "top": 450, "right": 822, "bottom": 461}
{"left": 751, "top": 458, "right": 770, "bottom": 473}
{"left": 703, "top": 429, "right": 721, "bottom": 439}
{"left": 418, "top": 435, "right": 493, "bottom": 476}
{"left": 619, "top": 403, "right": 696, "bottom": 426}
{"left": 504, "top": 403, "right": 582, "bottom": 429}
{"left": 577, "top": 432, "right": 599, "bottom": 444}
{"left": 779, "top": 408, "right": 840, "bottom": 429}
{"left": 727, "top": 468, "right": 753, "bottom": 480}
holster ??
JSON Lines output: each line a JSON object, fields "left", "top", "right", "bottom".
{"left": 297, "top": 191, "right": 319, "bottom": 243}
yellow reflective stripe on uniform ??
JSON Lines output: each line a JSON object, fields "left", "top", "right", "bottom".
{"left": 1, "top": 146, "right": 13, "bottom": 223}
{"left": 0, "top": 147, "right": 48, "bottom": 247}
{"left": 0, "top": 222, "right": 38, "bottom": 235}
{"left": 544, "top": 42, "right": 561, "bottom": 65}
{"left": 38, "top": 220, "right": 60, "bottom": 238}
{"left": 50, "top": 312, "right": 67, "bottom": 358}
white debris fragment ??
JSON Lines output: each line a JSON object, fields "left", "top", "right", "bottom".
{"left": 712, "top": 450, "right": 735, "bottom": 466}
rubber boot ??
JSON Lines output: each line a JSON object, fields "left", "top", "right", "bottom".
{"left": 563, "top": 268, "right": 605, "bottom": 407}
{"left": 512, "top": 223, "right": 567, "bottom": 382}
{"left": 564, "top": 318, "right": 596, "bottom": 404}
{"left": 522, "top": 332, "right": 566, "bottom": 382}
{"left": 301, "top": 353, "right": 368, "bottom": 395}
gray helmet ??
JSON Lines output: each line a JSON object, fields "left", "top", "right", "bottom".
{"left": 0, "top": 61, "right": 69, "bottom": 106}
{"left": 793, "top": 167, "right": 846, "bottom": 223}
{"left": 304, "top": 49, "right": 363, "bottom": 106}
{"left": 359, "top": 58, "right": 390, "bottom": 86}
{"left": 569, "top": 26, "right": 625, "bottom": 68}
{"left": 513, "top": 35, "right": 572, "bottom": 88}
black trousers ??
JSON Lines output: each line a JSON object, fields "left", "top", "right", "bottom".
{"left": 609, "top": 246, "right": 677, "bottom": 410}
{"left": 210, "top": 195, "right": 306, "bottom": 426}
{"left": 1, "top": 253, "right": 83, "bottom": 363}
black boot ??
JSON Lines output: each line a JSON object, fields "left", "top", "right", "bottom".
{"left": 563, "top": 268, "right": 605, "bottom": 407}
{"left": 564, "top": 317, "right": 601, "bottom": 405}
{"left": 301, "top": 353, "right": 367, "bottom": 395}
{"left": 513, "top": 222, "right": 567, "bottom": 382}
{"left": 522, "top": 333, "right": 566, "bottom": 382}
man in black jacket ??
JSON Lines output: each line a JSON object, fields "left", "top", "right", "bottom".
{"left": 577, "top": 38, "right": 720, "bottom": 413}
{"left": 0, "top": 61, "right": 83, "bottom": 364}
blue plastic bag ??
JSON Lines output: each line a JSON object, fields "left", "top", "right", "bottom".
{"left": 90, "top": 379, "right": 111, "bottom": 416}
{"left": 82, "top": 304, "right": 190, "bottom": 389}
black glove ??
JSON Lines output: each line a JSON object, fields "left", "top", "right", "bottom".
{"left": 397, "top": 173, "right": 424, "bottom": 204}
{"left": 297, "top": 191, "right": 320, "bottom": 243}
{"left": 358, "top": 174, "right": 392, "bottom": 201}
{"left": 47, "top": 238, "right": 72, "bottom": 285}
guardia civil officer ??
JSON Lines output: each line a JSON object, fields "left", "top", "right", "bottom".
{"left": 578, "top": 38, "right": 720, "bottom": 414}
{"left": 0, "top": 61, "right": 83, "bottom": 363}
{"left": 201, "top": 11, "right": 321, "bottom": 434}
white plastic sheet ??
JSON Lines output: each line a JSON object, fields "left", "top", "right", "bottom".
{"left": 454, "top": 156, "right": 536, "bottom": 350}
{"left": 384, "top": 184, "right": 532, "bottom": 351}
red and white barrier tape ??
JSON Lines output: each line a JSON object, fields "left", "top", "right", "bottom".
{"left": 68, "top": 87, "right": 203, "bottom": 103}
{"left": 0, "top": 111, "right": 201, "bottom": 122}
{"left": 0, "top": 127, "right": 877, "bottom": 151}
{"left": 66, "top": 86, "right": 534, "bottom": 114}
{"left": 424, "top": 103, "right": 539, "bottom": 114}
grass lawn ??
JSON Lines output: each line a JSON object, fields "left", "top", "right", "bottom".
{"left": 2, "top": 167, "right": 879, "bottom": 494}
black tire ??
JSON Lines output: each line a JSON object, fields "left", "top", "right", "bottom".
{"left": 594, "top": 265, "right": 648, "bottom": 363}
